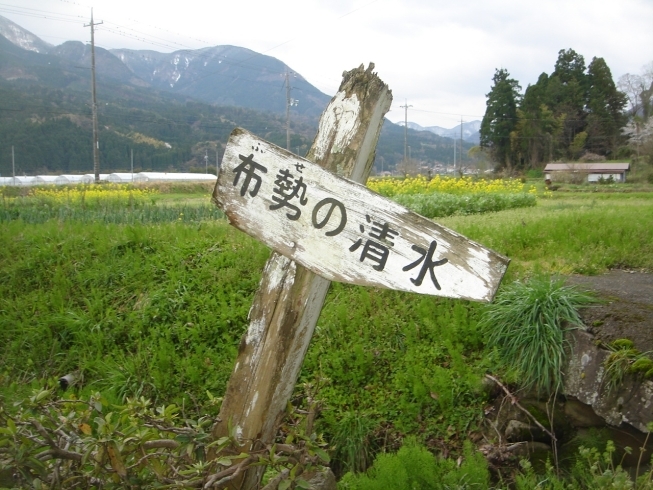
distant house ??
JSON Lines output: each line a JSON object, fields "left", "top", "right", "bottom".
{"left": 543, "top": 163, "right": 630, "bottom": 183}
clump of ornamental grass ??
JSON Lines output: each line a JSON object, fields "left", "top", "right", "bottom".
{"left": 479, "top": 276, "right": 596, "bottom": 394}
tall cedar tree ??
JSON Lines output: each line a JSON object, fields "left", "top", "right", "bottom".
{"left": 480, "top": 68, "right": 521, "bottom": 170}
{"left": 548, "top": 49, "right": 588, "bottom": 156}
{"left": 585, "top": 57, "right": 628, "bottom": 156}
{"left": 515, "top": 73, "right": 563, "bottom": 167}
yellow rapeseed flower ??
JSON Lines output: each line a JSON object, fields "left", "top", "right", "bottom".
{"left": 367, "top": 176, "right": 535, "bottom": 197}
{"left": 29, "top": 184, "right": 156, "bottom": 208}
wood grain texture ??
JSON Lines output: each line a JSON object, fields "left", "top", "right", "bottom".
{"left": 210, "top": 63, "right": 392, "bottom": 489}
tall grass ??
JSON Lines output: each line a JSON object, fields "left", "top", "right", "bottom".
{"left": 479, "top": 276, "right": 596, "bottom": 393}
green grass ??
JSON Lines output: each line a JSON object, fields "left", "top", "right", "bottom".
{"left": 1, "top": 188, "right": 653, "bottom": 485}
{"left": 0, "top": 219, "right": 269, "bottom": 406}
{"left": 438, "top": 194, "right": 653, "bottom": 278}
{"left": 479, "top": 276, "right": 596, "bottom": 393}
{"left": 393, "top": 191, "right": 536, "bottom": 218}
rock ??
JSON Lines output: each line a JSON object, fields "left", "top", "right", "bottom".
{"left": 564, "top": 330, "right": 653, "bottom": 433}
{"left": 307, "top": 468, "right": 336, "bottom": 490}
{"left": 504, "top": 420, "right": 548, "bottom": 442}
{"left": 505, "top": 420, "right": 531, "bottom": 441}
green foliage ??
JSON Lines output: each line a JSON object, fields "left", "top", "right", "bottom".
{"left": 393, "top": 191, "right": 536, "bottom": 218}
{"left": 2, "top": 189, "right": 653, "bottom": 488}
{"left": 438, "top": 194, "right": 653, "bottom": 275}
{"left": 0, "top": 218, "right": 269, "bottom": 405}
{"left": 482, "top": 48, "right": 628, "bottom": 169}
{"left": 330, "top": 412, "right": 377, "bottom": 475}
{"left": 338, "top": 439, "right": 490, "bottom": 490}
{"left": 0, "top": 199, "right": 223, "bottom": 224}
{"left": 603, "top": 339, "right": 653, "bottom": 391}
{"left": 517, "top": 440, "right": 653, "bottom": 490}
{"left": 304, "top": 286, "right": 488, "bottom": 475}
{"left": 0, "top": 386, "right": 329, "bottom": 489}
{"left": 480, "top": 275, "right": 596, "bottom": 393}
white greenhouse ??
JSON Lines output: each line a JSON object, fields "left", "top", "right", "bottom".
{"left": 34, "top": 175, "right": 59, "bottom": 184}
{"left": 108, "top": 173, "right": 137, "bottom": 183}
{"left": 56, "top": 175, "right": 88, "bottom": 185}
{"left": 3, "top": 176, "right": 37, "bottom": 186}
{"left": 81, "top": 174, "right": 110, "bottom": 183}
{"left": 133, "top": 172, "right": 217, "bottom": 183}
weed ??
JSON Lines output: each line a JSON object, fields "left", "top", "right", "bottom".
{"left": 331, "top": 411, "right": 377, "bottom": 475}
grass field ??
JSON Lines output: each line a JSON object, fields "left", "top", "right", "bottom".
{"left": 1, "top": 179, "right": 652, "bottom": 488}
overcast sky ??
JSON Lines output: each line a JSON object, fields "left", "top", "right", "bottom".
{"left": 2, "top": 0, "right": 652, "bottom": 129}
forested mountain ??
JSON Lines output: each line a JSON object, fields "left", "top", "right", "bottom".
{"left": 0, "top": 15, "right": 465, "bottom": 176}
{"left": 480, "top": 48, "right": 629, "bottom": 170}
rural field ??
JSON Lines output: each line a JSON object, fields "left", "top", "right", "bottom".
{"left": 1, "top": 177, "right": 653, "bottom": 489}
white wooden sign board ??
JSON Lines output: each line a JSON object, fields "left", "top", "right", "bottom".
{"left": 213, "top": 128, "right": 509, "bottom": 302}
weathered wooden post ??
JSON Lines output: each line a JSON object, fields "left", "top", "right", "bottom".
{"left": 211, "top": 63, "right": 509, "bottom": 489}
{"left": 211, "top": 63, "right": 392, "bottom": 488}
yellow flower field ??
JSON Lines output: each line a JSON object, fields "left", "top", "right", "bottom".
{"left": 29, "top": 185, "right": 155, "bottom": 207}
{"left": 367, "top": 175, "right": 535, "bottom": 197}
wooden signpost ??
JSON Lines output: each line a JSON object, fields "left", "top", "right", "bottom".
{"left": 214, "top": 128, "right": 507, "bottom": 302}
{"left": 210, "top": 64, "right": 509, "bottom": 489}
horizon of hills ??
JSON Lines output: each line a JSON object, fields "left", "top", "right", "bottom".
{"left": 0, "top": 14, "right": 477, "bottom": 177}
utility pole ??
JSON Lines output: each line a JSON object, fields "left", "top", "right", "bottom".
{"left": 131, "top": 149, "right": 134, "bottom": 182}
{"left": 460, "top": 116, "right": 463, "bottom": 177}
{"left": 12, "top": 146, "right": 15, "bottom": 181}
{"left": 284, "top": 71, "right": 298, "bottom": 151}
{"left": 204, "top": 149, "right": 208, "bottom": 174}
{"left": 85, "top": 10, "right": 102, "bottom": 183}
{"left": 453, "top": 135, "right": 456, "bottom": 175}
{"left": 400, "top": 100, "right": 412, "bottom": 167}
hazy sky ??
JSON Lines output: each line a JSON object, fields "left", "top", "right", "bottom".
{"left": 2, "top": 0, "right": 652, "bottom": 128}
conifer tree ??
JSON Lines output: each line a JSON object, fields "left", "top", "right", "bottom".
{"left": 480, "top": 68, "right": 521, "bottom": 170}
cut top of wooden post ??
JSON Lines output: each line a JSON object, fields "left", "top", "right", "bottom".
{"left": 213, "top": 129, "right": 509, "bottom": 302}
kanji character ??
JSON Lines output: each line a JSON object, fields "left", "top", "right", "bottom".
{"left": 233, "top": 153, "right": 267, "bottom": 197}
{"left": 402, "top": 240, "right": 448, "bottom": 289}
{"left": 349, "top": 239, "right": 390, "bottom": 271}
{"left": 349, "top": 215, "right": 399, "bottom": 272}
{"left": 269, "top": 168, "right": 308, "bottom": 220}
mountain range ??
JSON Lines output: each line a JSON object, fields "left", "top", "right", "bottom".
{"left": 0, "top": 15, "right": 476, "bottom": 175}
{"left": 398, "top": 121, "right": 481, "bottom": 144}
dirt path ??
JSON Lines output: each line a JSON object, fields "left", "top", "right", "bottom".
{"left": 566, "top": 270, "right": 653, "bottom": 353}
